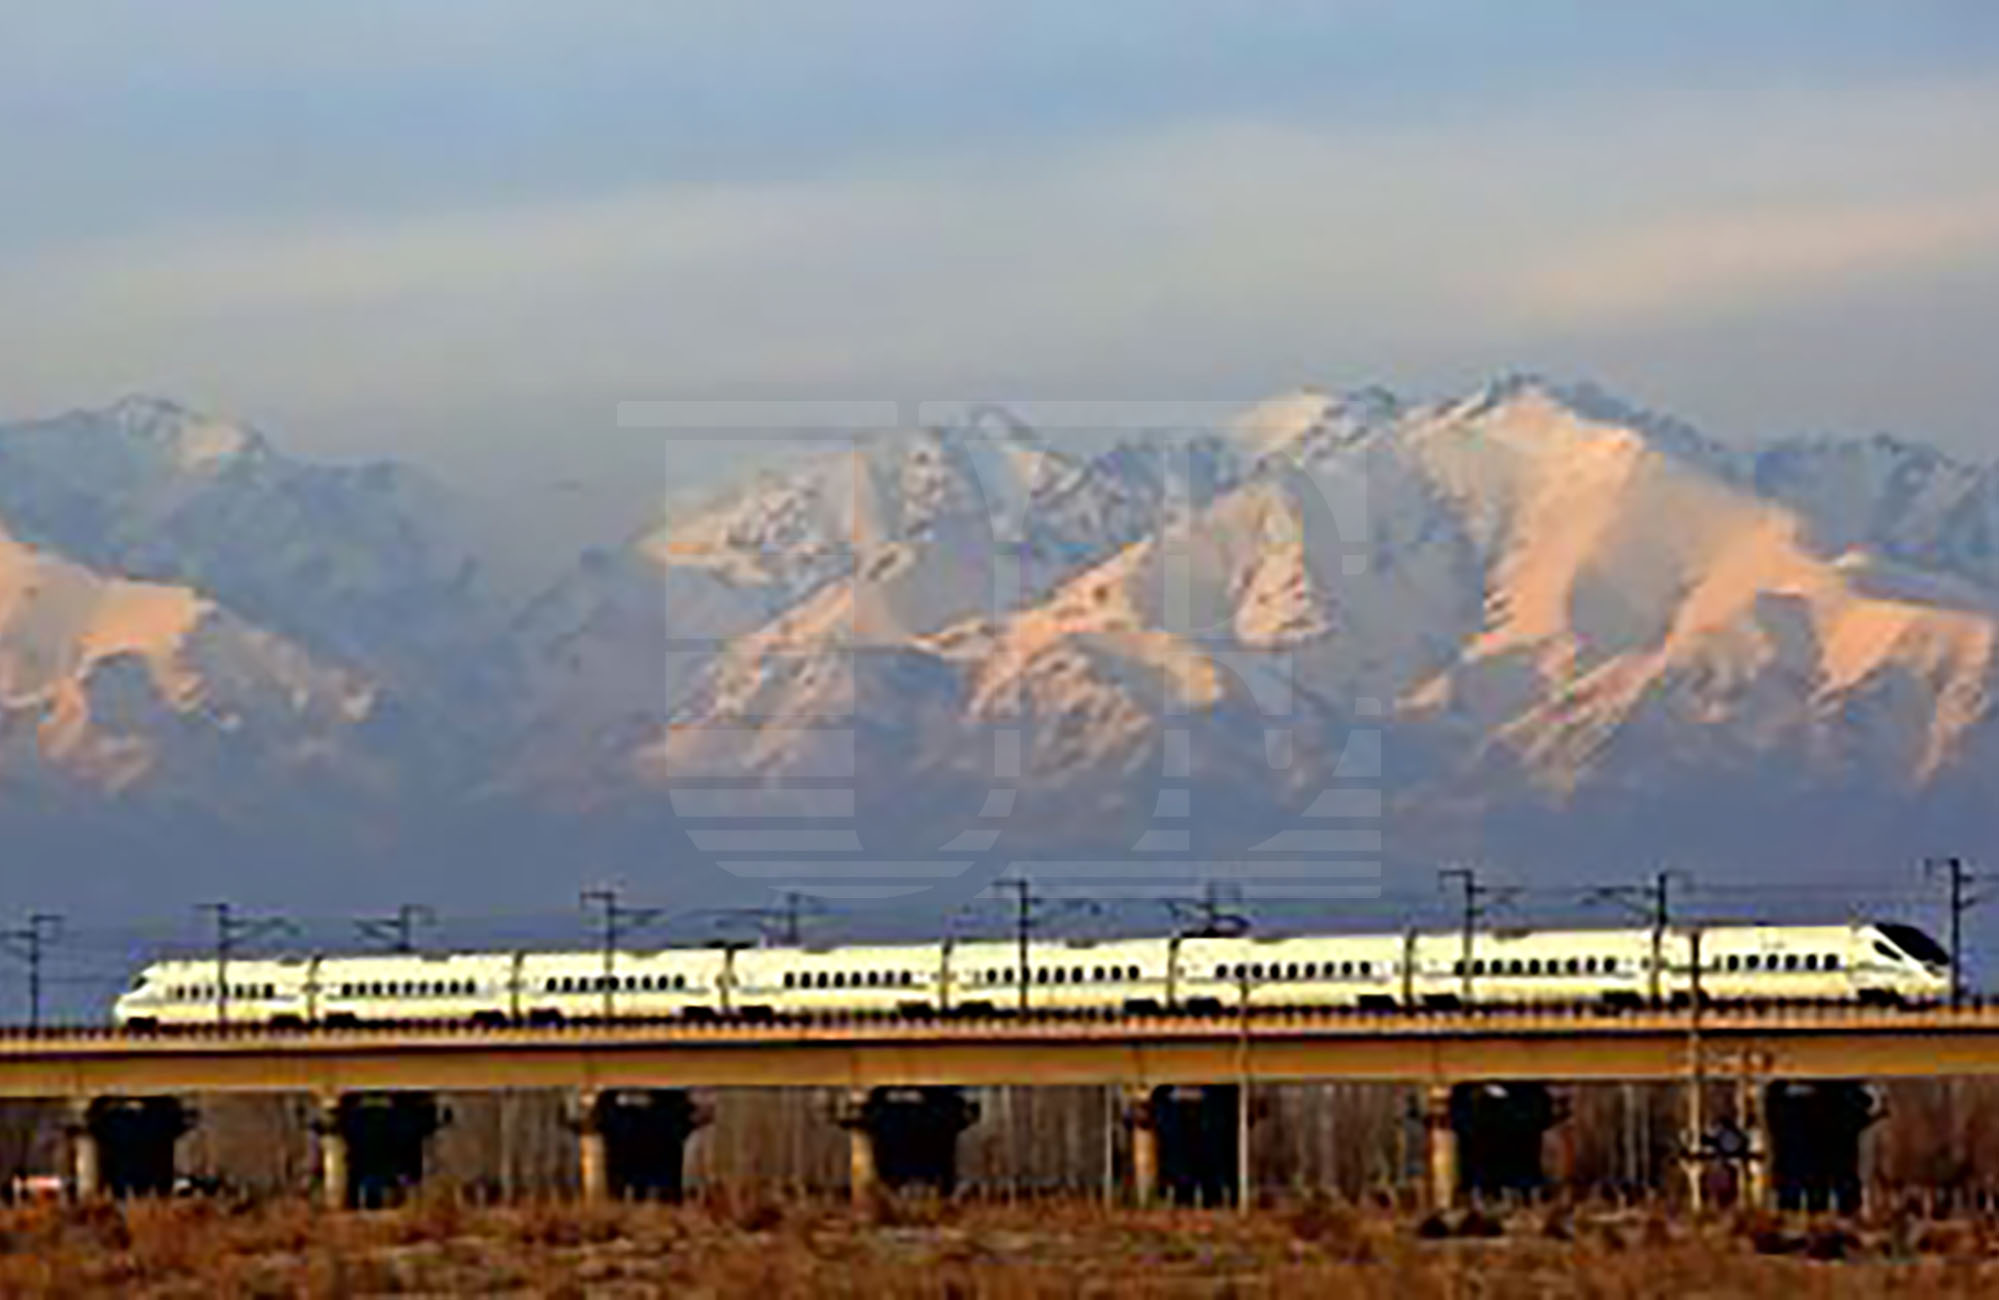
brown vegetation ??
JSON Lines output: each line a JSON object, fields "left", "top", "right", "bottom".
{"left": 3, "top": 1194, "right": 1999, "bottom": 1298}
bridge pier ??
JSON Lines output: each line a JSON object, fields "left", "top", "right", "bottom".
{"left": 838, "top": 1087, "right": 979, "bottom": 1201}
{"left": 316, "top": 1092, "right": 447, "bottom": 1209}
{"left": 1123, "top": 1086, "right": 1160, "bottom": 1206}
{"left": 1126, "top": 1085, "right": 1241, "bottom": 1207}
{"left": 1765, "top": 1081, "right": 1878, "bottom": 1214}
{"left": 68, "top": 1096, "right": 194, "bottom": 1199}
{"left": 1423, "top": 1085, "right": 1458, "bottom": 1210}
{"left": 571, "top": 1089, "right": 707, "bottom": 1202}
{"left": 1451, "top": 1082, "right": 1562, "bottom": 1202}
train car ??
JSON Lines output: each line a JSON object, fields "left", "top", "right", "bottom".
{"left": 944, "top": 937, "right": 1168, "bottom": 1014}
{"left": 116, "top": 956, "right": 313, "bottom": 1028}
{"left": 1174, "top": 932, "right": 1406, "bottom": 1011}
{"left": 1668, "top": 922, "right": 1946, "bottom": 1005}
{"left": 750, "top": 942, "right": 944, "bottom": 1017}
{"left": 517, "top": 947, "right": 717, "bottom": 1023}
{"left": 316, "top": 952, "right": 518, "bottom": 1025}
{"left": 1411, "top": 927, "right": 1655, "bottom": 1007}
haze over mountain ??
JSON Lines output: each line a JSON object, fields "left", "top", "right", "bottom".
{"left": 1, "top": 378, "right": 1994, "bottom": 916}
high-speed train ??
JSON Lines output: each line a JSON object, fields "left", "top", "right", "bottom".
{"left": 110, "top": 920, "right": 1950, "bottom": 1028}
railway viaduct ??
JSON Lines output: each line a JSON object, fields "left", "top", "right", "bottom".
{"left": 5, "top": 1005, "right": 1995, "bottom": 1210}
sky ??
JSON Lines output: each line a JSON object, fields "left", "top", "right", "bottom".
{"left": 1, "top": 0, "right": 1996, "bottom": 518}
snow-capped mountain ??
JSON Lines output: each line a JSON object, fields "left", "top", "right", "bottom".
{"left": 0, "top": 515, "right": 382, "bottom": 801}
{"left": 1, "top": 378, "right": 1995, "bottom": 909}
{"left": 619, "top": 377, "right": 1999, "bottom": 881}
{"left": 0, "top": 398, "right": 505, "bottom": 716}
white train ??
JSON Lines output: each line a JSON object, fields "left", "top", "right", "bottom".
{"left": 110, "top": 920, "right": 1950, "bottom": 1028}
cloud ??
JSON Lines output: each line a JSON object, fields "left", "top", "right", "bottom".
{"left": 4, "top": 75, "right": 1998, "bottom": 455}
{"left": 1507, "top": 193, "right": 1999, "bottom": 330}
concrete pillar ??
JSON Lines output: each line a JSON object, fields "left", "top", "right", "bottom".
{"left": 67, "top": 1100, "right": 102, "bottom": 1200}
{"left": 1450, "top": 1082, "right": 1561, "bottom": 1202}
{"left": 68, "top": 1096, "right": 192, "bottom": 1199}
{"left": 1134, "top": 1085, "right": 1243, "bottom": 1207}
{"left": 1740, "top": 1079, "right": 1770, "bottom": 1211}
{"left": 575, "top": 1090, "right": 610, "bottom": 1204}
{"left": 571, "top": 1089, "right": 706, "bottom": 1202}
{"left": 1123, "top": 1086, "right": 1159, "bottom": 1206}
{"left": 316, "top": 1092, "right": 445, "bottom": 1209}
{"left": 314, "top": 1094, "right": 349, "bottom": 1210}
{"left": 1424, "top": 1084, "right": 1458, "bottom": 1211}
{"left": 1765, "top": 1081, "right": 1877, "bottom": 1215}
{"left": 846, "top": 1092, "right": 879, "bottom": 1203}
{"left": 837, "top": 1087, "right": 978, "bottom": 1201}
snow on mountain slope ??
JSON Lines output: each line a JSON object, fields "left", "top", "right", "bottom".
{"left": 516, "top": 418, "right": 1230, "bottom": 800}
{"left": 3, "top": 377, "right": 1996, "bottom": 891}
{"left": 623, "top": 376, "right": 1999, "bottom": 877}
{"left": 0, "top": 518, "right": 378, "bottom": 797}
{"left": 1752, "top": 433, "right": 1999, "bottom": 593}
{"left": 0, "top": 398, "right": 501, "bottom": 713}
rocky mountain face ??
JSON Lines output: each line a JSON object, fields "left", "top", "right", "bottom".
{"left": 1, "top": 380, "right": 1994, "bottom": 911}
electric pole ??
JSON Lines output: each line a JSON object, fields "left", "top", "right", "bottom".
{"left": 1161, "top": 884, "right": 1251, "bottom": 1010}
{"left": 1440, "top": 867, "right": 1514, "bottom": 1003}
{"left": 355, "top": 904, "right": 437, "bottom": 954}
{"left": 1589, "top": 869, "right": 1689, "bottom": 1005}
{"left": 758, "top": 891, "right": 822, "bottom": 947}
{"left": 2, "top": 914, "right": 62, "bottom": 1030}
{"left": 990, "top": 876, "right": 1099, "bottom": 1012}
{"left": 581, "top": 887, "right": 664, "bottom": 1020}
{"left": 195, "top": 903, "right": 296, "bottom": 1028}
{"left": 1927, "top": 856, "right": 1978, "bottom": 1008}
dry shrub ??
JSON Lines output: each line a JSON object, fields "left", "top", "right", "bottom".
{"left": 9, "top": 1195, "right": 1999, "bottom": 1296}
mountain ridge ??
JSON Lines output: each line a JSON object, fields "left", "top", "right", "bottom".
{"left": 1, "top": 377, "right": 1994, "bottom": 911}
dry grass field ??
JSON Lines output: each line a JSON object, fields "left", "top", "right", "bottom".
{"left": 3, "top": 1194, "right": 1999, "bottom": 1298}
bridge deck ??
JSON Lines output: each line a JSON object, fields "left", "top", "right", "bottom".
{"left": 0, "top": 1006, "right": 1994, "bottom": 1097}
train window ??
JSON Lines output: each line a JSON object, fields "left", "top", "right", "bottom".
{"left": 1035, "top": 968, "right": 1050, "bottom": 984}
{"left": 1784, "top": 954, "right": 1800, "bottom": 972}
{"left": 1506, "top": 960, "right": 1522, "bottom": 976}
{"left": 1565, "top": 958, "right": 1580, "bottom": 976}
{"left": 1343, "top": 961, "right": 1356, "bottom": 977}
{"left": 1359, "top": 962, "right": 1372, "bottom": 976}
{"left": 1527, "top": 960, "right": 1542, "bottom": 976}
{"left": 783, "top": 973, "right": 794, "bottom": 989}
{"left": 1825, "top": 954, "right": 1840, "bottom": 971}
{"left": 1803, "top": 954, "right": 1818, "bottom": 971}
{"left": 1452, "top": 959, "right": 1465, "bottom": 976}
{"left": 1250, "top": 964, "right": 1265, "bottom": 981}
{"left": 1602, "top": 958, "right": 1617, "bottom": 974}
{"left": 1214, "top": 964, "right": 1228, "bottom": 980}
